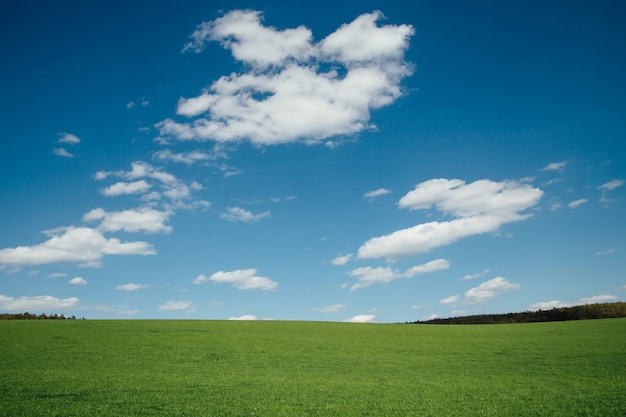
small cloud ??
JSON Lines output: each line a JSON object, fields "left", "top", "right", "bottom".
{"left": 541, "top": 161, "right": 567, "bottom": 171}
{"left": 101, "top": 180, "right": 152, "bottom": 197}
{"left": 314, "top": 304, "right": 346, "bottom": 313}
{"left": 598, "top": 179, "right": 624, "bottom": 191}
{"left": 220, "top": 207, "right": 270, "bottom": 223}
{"left": 58, "top": 133, "right": 80, "bottom": 145}
{"left": 330, "top": 254, "right": 353, "bottom": 266}
{"left": 410, "top": 304, "right": 427, "bottom": 310}
{"left": 461, "top": 268, "right": 490, "bottom": 281}
{"left": 422, "top": 313, "right": 439, "bottom": 321}
{"left": 343, "top": 314, "right": 375, "bottom": 323}
{"left": 528, "top": 294, "right": 619, "bottom": 311}
{"left": 595, "top": 248, "right": 616, "bottom": 256}
{"left": 158, "top": 300, "right": 192, "bottom": 311}
{"left": 228, "top": 315, "right": 258, "bottom": 320}
{"left": 464, "top": 277, "right": 520, "bottom": 304}
{"left": 48, "top": 272, "right": 68, "bottom": 278}
{"left": 202, "top": 268, "right": 278, "bottom": 291}
{"left": 68, "top": 277, "right": 87, "bottom": 285}
{"left": 364, "top": 188, "right": 391, "bottom": 200}
{"left": 53, "top": 148, "right": 75, "bottom": 158}
{"left": 568, "top": 199, "right": 588, "bottom": 208}
{"left": 439, "top": 294, "right": 460, "bottom": 305}
{"left": 115, "top": 283, "right": 149, "bottom": 291}
{"left": 348, "top": 259, "right": 450, "bottom": 290}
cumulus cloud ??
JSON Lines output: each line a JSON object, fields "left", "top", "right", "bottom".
{"left": 364, "top": 188, "right": 391, "bottom": 200}
{"left": 220, "top": 207, "right": 270, "bottom": 222}
{"left": 158, "top": 300, "right": 192, "bottom": 311}
{"left": 528, "top": 294, "right": 619, "bottom": 311}
{"left": 0, "top": 294, "right": 80, "bottom": 311}
{"left": 101, "top": 180, "right": 152, "bottom": 197}
{"left": 0, "top": 226, "right": 155, "bottom": 269}
{"left": 95, "top": 161, "right": 209, "bottom": 210}
{"left": 83, "top": 207, "right": 173, "bottom": 234}
{"left": 358, "top": 178, "right": 543, "bottom": 261}
{"left": 343, "top": 314, "right": 375, "bottom": 323}
{"left": 464, "top": 277, "right": 520, "bottom": 304}
{"left": 158, "top": 10, "right": 414, "bottom": 146}
{"left": 68, "top": 277, "right": 87, "bottom": 285}
{"left": 347, "top": 258, "right": 449, "bottom": 290}
{"left": 115, "top": 283, "right": 149, "bottom": 291}
{"left": 199, "top": 268, "right": 278, "bottom": 291}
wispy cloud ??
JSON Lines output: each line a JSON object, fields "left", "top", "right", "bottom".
{"left": 528, "top": 294, "right": 619, "bottom": 311}
{"left": 52, "top": 148, "right": 75, "bottom": 158}
{"left": 461, "top": 268, "right": 490, "bottom": 281}
{"left": 568, "top": 198, "right": 588, "bottom": 208}
{"left": 115, "top": 283, "right": 149, "bottom": 291}
{"left": 358, "top": 178, "right": 543, "bottom": 261}
{"left": 464, "top": 277, "right": 520, "bottom": 304}
{"left": 330, "top": 254, "right": 353, "bottom": 266}
{"left": 0, "top": 294, "right": 80, "bottom": 311}
{"left": 158, "top": 10, "right": 414, "bottom": 146}
{"left": 314, "top": 304, "right": 346, "bottom": 313}
{"left": 541, "top": 161, "right": 567, "bottom": 171}
{"left": 220, "top": 207, "right": 270, "bottom": 222}
{"left": 158, "top": 300, "right": 193, "bottom": 311}
{"left": 364, "top": 188, "right": 391, "bottom": 200}
{"left": 58, "top": 133, "right": 80, "bottom": 145}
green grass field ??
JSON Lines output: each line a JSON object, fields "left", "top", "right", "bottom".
{"left": 1, "top": 319, "right": 624, "bottom": 416}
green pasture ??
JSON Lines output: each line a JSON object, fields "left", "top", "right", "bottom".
{"left": 1, "top": 319, "right": 624, "bottom": 416}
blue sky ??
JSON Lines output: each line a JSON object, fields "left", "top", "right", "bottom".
{"left": 1, "top": 0, "right": 624, "bottom": 322}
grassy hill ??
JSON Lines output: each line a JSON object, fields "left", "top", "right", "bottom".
{"left": 1, "top": 318, "right": 625, "bottom": 416}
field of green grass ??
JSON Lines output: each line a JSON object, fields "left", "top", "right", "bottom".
{"left": 1, "top": 318, "right": 624, "bottom": 416}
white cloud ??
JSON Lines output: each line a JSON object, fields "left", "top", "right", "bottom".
{"left": 0, "top": 294, "right": 80, "bottom": 311}
{"left": 364, "top": 188, "right": 391, "bottom": 199}
{"left": 541, "top": 161, "right": 567, "bottom": 171}
{"left": 598, "top": 179, "right": 624, "bottom": 191}
{"left": 347, "top": 258, "right": 449, "bottom": 290}
{"left": 58, "top": 133, "right": 80, "bottom": 145}
{"left": 159, "top": 10, "right": 413, "bottom": 146}
{"left": 528, "top": 294, "right": 619, "bottom": 311}
{"left": 228, "top": 315, "right": 258, "bottom": 320}
{"left": 115, "top": 283, "right": 149, "bottom": 291}
{"left": 568, "top": 198, "right": 588, "bottom": 208}
{"left": 83, "top": 207, "right": 173, "bottom": 234}
{"left": 462, "top": 268, "right": 490, "bottom": 281}
{"left": 464, "top": 277, "right": 520, "bottom": 304}
{"left": 315, "top": 304, "right": 346, "bottom": 313}
{"left": 0, "top": 226, "right": 155, "bottom": 269}
{"left": 48, "top": 272, "right": 68, "bottom": 278}
{"left": 343, "top": 314, "right": 375, "bottom": 323}
{"left": 595, "top": 248, "right": 616, "bottom": 256}
{"left": 152, "top": 148, "right": 226, "bottom": 164}
{"left": 220, "top": 207, "right": 270, "bottom": 222}
{"left": 68, "top": 277, "right": 87, "bottom": 285}
{"left": 101, "top": 180, "right": 152, "bottom": 197}
{"left": 439, "top": 294, "right": 460, "bottom": 305}
{"left": 203, "top": 268, "right": 278, "bottom": 291}
{"left": 53, "top": 148, "right": 74, "bottom": 158}
{"left": 330, "top": 254, "right": 353, "bottom": 266}
{"left": 158, "top": 300, "right": 192, "bottom": 311}
{"left": 358, "top": 178, "right": 543, "bottom": 261}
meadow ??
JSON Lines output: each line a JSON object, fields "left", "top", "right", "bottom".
{"left": 1, "top": 318, "right": 624, "bottom": 416}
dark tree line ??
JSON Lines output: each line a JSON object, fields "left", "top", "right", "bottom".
{"left": 0, "top": 312, "right": 83, "bottom": 320}
{"left": 411, "top": 302, "right": 626, "bottom": 325}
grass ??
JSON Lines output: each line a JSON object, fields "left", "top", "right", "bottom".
{"left": 1, "top": 318, "right": 624, "bottom": 416}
